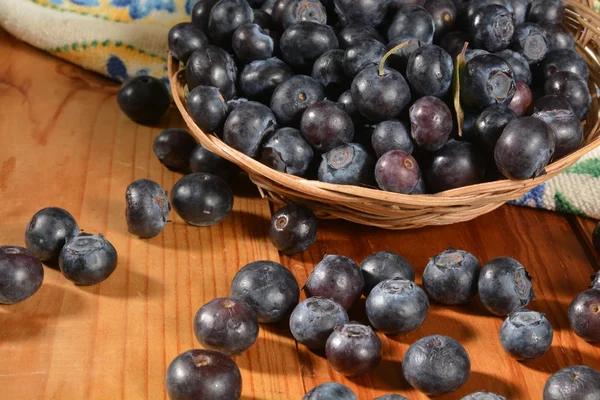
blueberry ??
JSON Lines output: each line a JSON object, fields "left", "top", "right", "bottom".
{"left": 186, "top": 46, "right": 237, "bottom": 100}
{"left": 375, "top": 150, "right": 421, "bottom": 193}
{"left": 333, "top": 0, "right": 388, "bottom": 27}
{"left": 539, "top": 22, "right": 576, "bottom": 51}
{"left": 280, "top": 21, "right": 339, "bottom": 71}
{"left": 465, "top": 48, "right": 490, "bottom": 62}
{"left": 533, "top": 108, "right": 583, "bottom": 159}
{"left": 208, "top": 0, "right": 254, "bottom": 47}
{"left": 466, "top": 0, "right": 513, "bottom": 21}
{"left": 59, "top": 233, "right": 118, "bottom": 286}
{"left": 568, "top": 272, "right": 600, "bottom": 342}
{"left": 271, "top": 75, "right": 325, "bottom": 125}
{"left": 304, "top": 254, "right": 364, "bottom": 310}
{"left": 343, "top": 39, "right": 387, "bottom": 78}
{"left": 351, "top": 65, "right": 411, "bottom": 121}
{"left": 366, "top": 278, "right": 429, "bottom": 335}
{"left": 268, "top": 204, "right": 318, "bottom": 254}
{"left": 508, "top": 81, "right": 533, "bottom": 117}
{"left": 194, "top": 297, "right": 259, "bottom": 355}
{"left": 25, "top": 207, "right": 79, "bottom": 262}
{"left": 460, "top": 54, "right": 516, "bottom": 109}
{"left": 494, "top": 117, "right": 555, "bottom": 179}
{"left": 318, "top": 143, "right": 375, "bottom": 186}
{"left": 232, "top": 24, "right": 274, "bottom": 62}
{"left": 461, "top": 391, "right": 507, "bottom": 400}
{"left": 478, "top": 256, "right": 535, "bottom": 316}
{"left": 534, "top": 93, "right": 573, "bottom": 113}
{"left": 168, "top": 23, "right": 208, "bottom": 63}
{"left": 423, "top": 248, "right": 480, "bottom": 305}
{"left": 189, "top": 145, "right": 240, "bottom": 183}
{"left": 230, "top": 260, "right": 299, "bottom": 323}
{"left": 117, "top": 76, "right": 170, "bottom": 125}
{"left": 387, "top": 5, "right": 435, "bottom": 43}
{"left": 385, "top": 37, "right": 422, "bottom": 75}
{"left": 496, "top": 49, "right": 532, "bottom": 85}
{"left": 528, "top": 0, "right": 564, "bottom": 24}
{"left": 425, "top": 140, "right": 485, "bottom": 192}
{"left": 223, "top": 101, "right": 277, "bottom": 158}
{"left": 303, "top": 382, "right": 358, "bottom": 400}
{"left": 187, "top": 87, "right": 228, "bottom": 135}
{"left": 165, "top": 349, "right": 242, "bottom": 400}
{"left": 253, "top": 9, "right": 272, "bottom": 29}
{"left": 407, "top": 45, "right": 454, "bottom": 99}
{"left": 170, "top": 173, "right": 233, "bottom": 226}
{"left": 424, "top": 0, "right": 457, "bottom": 39}
{"left": 409, "top": 96, "right": 452, "bottom": 150}
{"left": 311, "top": 50, "right": 348, "bottom": 98}
{"left": 0, "top": 246, "right": 43, "bottom": 305}
{"left": 539, "top": 49, "right": 590, "bottom": 83}
{"left": 360, "top": 251, "right": 415, "bottom": 296}
{"left": 511, "top": 23, "right": 548, "bottom": 64}
{"left": 371, "top": 119, "right": 413, "bottom": 157}
{"left": 440, "top": 31, "right": 470, "bottom": 59}
{"left": 289, "top": 297, "right": 349, "bottom": 349}
{"left": 191, "top": 0, "right": 220, "bottom": 32}
{"left": 282, "top": 0, "right": 327, "bottom": 29}
{"left": 261, "top": 128, "right": 314, "bottom": 177}
{"left": 271, "top": 0, "right": 293, "bottom": 28}
{"left": 226, "top": 97, "right": 250, "bottom": 112}
{"left": 509, "top": 0, "right": 529, "bottom": 25}
{"left": 325, "top": 323, "right": 382, "bottom": 376}
{"left": 240, "top": 58, "right": 294, "bottom": 102}
{"left": 301, "top": 100, "right": 354, "bottom": 152}
{"left": 500, "top": 309, "right": 553, "bottom": 360}
{"left": 338, "top": 24, "right": 384, "bottom": 49}
{"left": 543, "top": 365, "right": 600, "bottom": 400}
{"left": 152, "top": 129, "right": 197, "bottom": 173}
{"left": 470, "top": 5, "right": 514, "bottom": 52}
{"left": 125, "top": 179, "right": 171, "bottom": 239}
{"left": 337, "top": 90, "right": 357, "bottom": 118}
{"left": 374, "top": 395, "right": 409, "bottom": 400}
{"left": 402, "top": 335, "right": 470, "bottom": 396}
{"left": 473, "top": 104, "right": 517, "bottom": 152}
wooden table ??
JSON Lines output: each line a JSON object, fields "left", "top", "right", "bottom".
{"left": 1, "top": 28, "right": 600, "bottom": 400}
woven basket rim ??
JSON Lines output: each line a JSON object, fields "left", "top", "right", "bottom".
{"left": 169, "top": 1, "right": 600, "bottom": 208}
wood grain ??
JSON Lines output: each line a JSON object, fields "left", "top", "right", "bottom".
{"left": 1, "top": 28, "right": 600, "bottom": 400}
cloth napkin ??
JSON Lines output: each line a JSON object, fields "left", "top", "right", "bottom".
{"left": 1, "top": 0, "right": 599, "bottom": 219}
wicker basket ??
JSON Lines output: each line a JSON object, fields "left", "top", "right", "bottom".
{"left": 169, "top": 0, "right": 600, "bottom": 229}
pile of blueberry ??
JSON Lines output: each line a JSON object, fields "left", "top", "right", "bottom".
{"left": 0, "top": 207, "right": 118, "bottom": 305}
{"left": 127, "top": 0, "right": 594, "bottom": 196}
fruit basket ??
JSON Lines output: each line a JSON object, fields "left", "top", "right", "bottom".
{"left": 168, "top": 0, "right": 600, "bottom": 230}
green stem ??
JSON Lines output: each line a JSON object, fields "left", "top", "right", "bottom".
{"left": 378, "top": 41, "right": 412, "bottom": 77}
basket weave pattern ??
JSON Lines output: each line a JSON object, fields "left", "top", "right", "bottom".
{"left": 169, "top": 0, "right": 600, "bottom": 229}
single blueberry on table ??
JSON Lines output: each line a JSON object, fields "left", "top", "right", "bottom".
{"left": 304, "top": 254, "right": 364, "bottom": 310}
{"left": 387, "top": 5, "right": 435, "bottom": 44}
{"left": 375, "top": 150, "right": 421, "bottom": 194}
{"left": 59, "top": 233, "right": 118, "bottom": 286}
{"left": 194, "top": 297, "right": 259, "bottom": 356}
{"left": 500, "top": 309, "right": 553, "bottom": 360}
{"left": 270, "top": 75, "right": 325, "bottom": 126}
{"left": 282, "top": 0, "right": 327, "bottom": 29}
{"left": 460, "top": 54, "right": 516, "bottom": 110}
{"left": 268, "top": 204, "right": 318, "bottom": 255}
{"left": 165, "top": 349, "right": 242, "bottom": 400}
{"left": 318, "top": 143, "right": 375, "bottom": 186}
{"left": 360, "top": 251, "right": 415, "bottom": 296}
{"left": 289, "top": 297, "right": 349, "bottom": 349}
{"left": 168, "top": 22, "right": 208, "bottom": 63}
{"left": 343, "top": 39, "right": 387, "bottom": 78}
{"left": 544, "top": 71, "right": 592, "bottom": 121}
{"left": 0, "top": 246, "right": 44, "bottom": 305}
{"left": 125, "top": 179, "right": 171, "bottom": 239}
{"left": 371, "top": 119, "right": 413, "bottom": 158}
{"left": 187, "top": 85, "right": 228, "bottom": 135}
{"left": 478, "top": 256, "right": 535, "bottom": 316}
{"left": 152, "top": 128, "right": 197, "bottom": 173}
{"left": 303, "top": 382, "right": 358, "bottom": 400}
{"left": 117, "top": 76, "right": 170, "bottom": 125}
{"left": 337, "top": 24, "right": 384, "bottom": 49}
{"left": 25, "top": 207, "right": 79, "bottom": 262}
{"left": 208, "top": 0, "right": 254, "bottom": 47}
{"left": 402, "top": 335, "right": 471, "bottom": 396}
{"left": 461, "top": 391, "right": 507, "bottom": 400}
{"left": 366, "top": 278, "right": 429, "bottom": 335}
{"left": 423, "top": 248, "right": 481, "bottom": 305}
{"left": 424, "top": 140, "right": 486, "bottom": 193}
{"left": 279, "top": 21, "right": 339, "bottom": 71}
{"left": 185, "top": 46, "right": 238, "bottom": 100}
{"left": 232, "top": 23, "right": 274, "bottom": 62}
{"left": 406, "top": 45, "right": 454, "bottom": 99}
{"left": 568, "top": 271, "right": 600, "bottom": 342}
{"left": 260, "top": 128, "right": 314, "bottom": 177}
{"left": 301, "top": 100, "right": 354, "bottom": 153}
{"left": 170, "top": 173, "right": 233, "bottom": 226}
{"left": 325, "top": 322, "right": 382, "bottom": 376}
{"left": 230, "top": 260, "right": 299, "bottom": 323}
{"left": 240, "top": 58, "right": 294, "bottom": 103}
{"left": 543, "top": 365, "right": 600, "bottom": 400}
{"left": 189, "top": 144, "right": 240, "bottom": 183}
{"left": 409, "top": 96, "right": 453, "bottom": 151}
{"left": 333, "top": 0, "right": 387, "bottom": 27}
{"left": 472, "top": 104, "right": 517, "bottom": 152}
{"left": 223, "top": 101, "right": 278, "bottom": 158}
{"left": 191, "top": 0, "right": 220, "bottom": 32}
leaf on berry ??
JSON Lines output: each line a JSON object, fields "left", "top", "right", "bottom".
{"left": 453, "top": 42, "right": 469, "bottom": 137}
